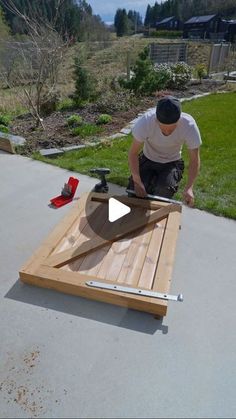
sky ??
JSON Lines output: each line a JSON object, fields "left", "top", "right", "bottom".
{"left": 88, "top": 0, "right": 155, "bottom": 24}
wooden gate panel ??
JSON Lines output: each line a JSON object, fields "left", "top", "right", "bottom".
{"left": 153, "top": 212, "right": 181, "bottom": 294}
{"left": 97, "top": 237, "right": 133, "bottom": 281}
{"left": 20, "top": 194, "right": 88, "bottom": 275}
{"left": 116, "top": 224, "right": 153, "bottom": 285}
{"left": 52, "top": 200, "right": 105, "bottom": 255}
{"left": 138, "top": 219, "right": 167, "bottom": 289}
{"left": 20, "top": 192, "right": 182, "bottom": 316}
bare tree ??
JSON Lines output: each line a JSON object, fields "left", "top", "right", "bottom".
{"left": 0, "top": 41, "right": 18, "bottom": 87}
{"left": 0, "top": 0, "right": 69, "bottom": 128}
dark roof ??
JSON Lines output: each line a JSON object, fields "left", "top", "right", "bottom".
{"left": 185, "top": 14, "right": 217, "bottom": 24}
{"left": 157, "top": 16, "right": 175, "bottom": 24}
{"left": 221, "top": 19, "right": 236, "bottom": 26}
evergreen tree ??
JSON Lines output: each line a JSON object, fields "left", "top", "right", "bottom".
{"left": 178, "top": 0, "right": 193, "bottom": 20}
{"left": 73, "top": 57, "right": 94, "bottom": 104}
{"left": 127, "top": 10, "right": 134, "bottom": 22}
{"left": 0, "top": 6, "right": 9, "bottom": 38}
{"left": 144, "top": 4, "right": 152, "bottom": 27}
{"left": 127, "top": 10, "right": 142, "bottom": 32}
{"left": 150, "top": 2, "right": 161, "bottom": 27}
{"left": 171, "top": 0, "right": 179, "bottom": 17}
{"left": 114, "top": 8, "right": 129, "bottom": 37}
{"left": 114, "top": 9, "right": 122, "bottom": 34}
{"left": 0, "top": 0, "right": 109, "bottom": 40}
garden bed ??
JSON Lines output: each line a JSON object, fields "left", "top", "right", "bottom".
{"left": 34, "top": 92, "right": 236, "bottom": 220}
{"left": 11, "top": 79, "right": 227, "bottom": 155}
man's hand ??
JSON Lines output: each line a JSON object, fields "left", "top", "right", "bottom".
{"left": 128, "top": 140, "right": 147, "bottom": 198}
{"left": 184, "top": 148, "right": 200, "bottom": 207}
{"left": 183, "top": 187, "right": 194, "bottom": 207}
{"left": 134, "top": 180, "right": 147, "bottom": 198}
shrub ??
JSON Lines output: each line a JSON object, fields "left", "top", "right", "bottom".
{"left": 154, "top": 62, "right": 192, "bottom": 90}
{"left": 67, "top": 114, "right": 83, "bottom": 127}
{"left": 57, "top": 98, "right": 75, "bottom": 111}
{"left": 150, "top": 30, "right": 183, "bottom": 38}
{"left": 169, "top": 62, "right": 192, "bottom": 89}
{"left": 153, "top": 63, "right": 172, "bottom": 90}
{"left": 94, "top": 91, "right": 137, "bottom": 113}
{"left": 73, "top": 57, "right": 96, "bottom": 105}
{"left": 119, "top": 46, "right": 159, "bottom": 94}
{"left": 0, "top": 113, "right": 11, "bottom": 127}
{"left": 96, "top": 114, "right": 112, "bottom": 125}
{"left": 71, "top": 123, "right": 103, "bottom": 137}
{"left": 0, "top": 124, "right": 9, "bottom": 133}
{"left": 120, "top": 47, "right": 192, "bottom": 95}
{"left": 194, "top": 63, "right": 207, "bottom": 82}
{"left": 40, "top": 93, "right": 59, "bottom": 116}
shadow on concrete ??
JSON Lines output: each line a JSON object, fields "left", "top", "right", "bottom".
{"left": 0, "top": 150, "right": 10, "bottom": 154}
{"left": 48, "top": 196, "right": 80, "bottom": 209}
{"left": 5, "top": 279, "right": 168, "bottom": 336}
{"left": 48, "top": 203, "right": 58, "bottom": 209}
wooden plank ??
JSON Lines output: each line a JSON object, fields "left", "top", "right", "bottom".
{"left": 51, "top": 198, "right": 99, "bottom": 255}
{"left": 20, "top": 193, "right": 88, "bottom": 275}
{"left": 72, "top": 208, "right": 134, "bottom": 274}
{"left": 20, "top": 264, "right": 167, "bottom": 316}
{"left": 77, "top": 244, "right": 111, "bottom": 276}
{"left": 0, "top": 136, "right": 15, "bottom": 154}
{"left": 91, "top": 192, "right": 171, "bottom": 210}
{"left": 95, "top": 207, "right": 150, "bottom": 281}
{"left": 152, "top": 212, "right": 181, "bottom": 294}
{"left": 138, "top": 219, "right": 167, "bottom": 290}
{"left": 80, "top": 194, "right": 168, "bottom": 279}
{"left": 117, "top": 224, "right": 153, "bottom": 286}
{"left": 91, "top": 210, "right": 154, "bottom": 281}
{"left": 96, "top": 236, "right": 134, "bottom": 281}
{"left": 46, "top": 204, "right": 179, "bottom": 268}
{"left": 62, "top": 202, "right": 108, "bottom": 273}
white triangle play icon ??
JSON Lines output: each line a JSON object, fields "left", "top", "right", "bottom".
{"left": 108, "top": 198, "right": 131, "bottom": 223}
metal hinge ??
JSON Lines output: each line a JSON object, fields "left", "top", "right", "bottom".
{"left": 86, "top": 281, "right": 183, "bottom": 302}
{"left": 126, "top": 189, "right": 182, "bottom": 205}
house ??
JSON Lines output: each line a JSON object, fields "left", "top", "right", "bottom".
{"left": 221, "top": 20, "right": 236, "bottom": 43}
{"left": 183, "top": 14, "right": 221, "bottom": 40}
{"left": 156, "top": 16, "right": 183, "bottom": 31}
{"left": 227, "top": 21, "right": 236, "bottom": 42}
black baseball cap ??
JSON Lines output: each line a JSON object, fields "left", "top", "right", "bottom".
{"left": 156, "top": 96, "right": 181, "bottom": 124}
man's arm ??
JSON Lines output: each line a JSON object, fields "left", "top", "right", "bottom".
{"left": 128, "top": 139, "right": 147, "bottom": 197}
{"left": 183, "top": 148, "right": 200, "bottom": 207}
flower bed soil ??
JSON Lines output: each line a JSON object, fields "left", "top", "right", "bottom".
{"left": 11, "top": 80, "right": 227, "bottom": 155}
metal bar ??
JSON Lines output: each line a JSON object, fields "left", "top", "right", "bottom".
{"left": 126, "top": 189, "right": 182, "bottom": 205}
{"left": 86, "top": 281, "right": 183, "bottom": 302}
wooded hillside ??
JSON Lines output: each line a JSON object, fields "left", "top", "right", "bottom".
{"left": 0, "top": 0, "right": 110, "bottom": 41}
{"left": 144, "top": 0, "right": 236, "bottom": 26}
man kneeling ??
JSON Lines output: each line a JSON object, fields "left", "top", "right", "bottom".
{"left": 127, "top": 95, "right": 202, "bottom": 207}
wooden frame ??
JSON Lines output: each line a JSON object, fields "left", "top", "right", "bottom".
{"left": 19, "top": 192, "right": 182, "bottom": 316}
{"left": 0, "top": 136, "right": 15, "bottom": 154}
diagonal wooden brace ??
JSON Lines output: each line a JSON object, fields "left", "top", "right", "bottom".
{"left": 45, "top": 203, "right": 180, "bottom": 268}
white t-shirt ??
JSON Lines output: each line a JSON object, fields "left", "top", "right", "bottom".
{"left": 132, "top": 109, "right": 202, "bottom": 163}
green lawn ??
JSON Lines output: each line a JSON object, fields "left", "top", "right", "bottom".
{"left": 34, "top": 92, "right": 236, "bottom": 219}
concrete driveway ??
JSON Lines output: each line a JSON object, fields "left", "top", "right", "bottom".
{"left": 0, "top": 151, "right": 236, "bottom": 418}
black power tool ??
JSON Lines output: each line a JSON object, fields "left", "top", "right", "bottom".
{"left": 90, "top": 168, "right": 110, "bottom": 193}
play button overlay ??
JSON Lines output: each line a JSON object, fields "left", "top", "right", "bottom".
{"left": 108, "top": 197, "right": 131, "bottom": 222}
{"left": 84, "top": 192, "right": 152, "bottom": 242}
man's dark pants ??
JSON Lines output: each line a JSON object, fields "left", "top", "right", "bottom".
{"left": 127, "top": 153, "right": 185, "bottom": 198}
